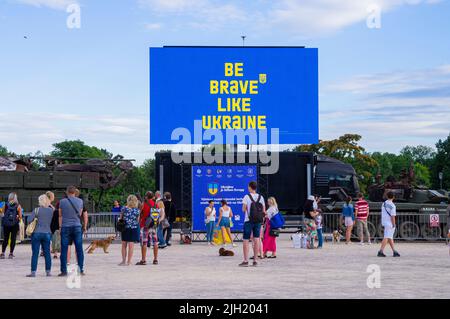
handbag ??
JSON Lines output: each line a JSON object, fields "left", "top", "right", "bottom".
{"left": 161, "top": 218, "right": 170, "bottom": 229}
{"left": 269, "top": 228, "right": 280, "bottom": 237}
{"left": 18, "top": 220, "right": 25, "bottom": 242}
{"left": 116, "top": 218, "right": 126, "bottom": 232}
{"left": 26, "top": 208, "right": 39, "bottom": 237}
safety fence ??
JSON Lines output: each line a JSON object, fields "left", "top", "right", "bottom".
{"left": 1, "top": 212, "right": 448, "bottom": 242}
{"left": 315, "top": 212, "right": 449, "bottom": 242}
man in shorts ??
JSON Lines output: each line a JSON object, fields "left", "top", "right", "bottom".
{"left": 239, "top": 181, "right": 265, "bottom": 267}
{"left": 378, "top": 191, "right": 400, "bottom": 257}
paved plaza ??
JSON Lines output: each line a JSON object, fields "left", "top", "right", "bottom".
{"left": 1, "top": 235, "right": 449, "bottom": 299}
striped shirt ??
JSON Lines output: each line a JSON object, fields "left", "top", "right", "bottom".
{"left": 355, "top": 199, "right": 369, "bottom": 220}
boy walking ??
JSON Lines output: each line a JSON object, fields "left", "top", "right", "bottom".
{"left": 378, "top": 191, "right": 400, "bottom": 257}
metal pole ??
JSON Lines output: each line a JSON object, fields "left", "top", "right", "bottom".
{"left": 307, "top": 163, "right": 312, "bottom": 197}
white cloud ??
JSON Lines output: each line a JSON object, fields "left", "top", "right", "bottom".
{"left": 144, "top": 22, "right": 162, "bottom": 30}
{"left": 323, "top": 64, "right": 450, "bottom": 152}
{"left": 138, "top": 0, "right": 441, "bottom": 35}
{"left": 14, "top": 0, "right": 78, "bottom": 10}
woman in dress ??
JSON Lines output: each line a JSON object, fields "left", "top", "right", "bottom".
{"left": 119, "top": 195, "right": 141, "bottom": 266}
{"left": 263, "top": 197, "right": 278, "bottom": 258}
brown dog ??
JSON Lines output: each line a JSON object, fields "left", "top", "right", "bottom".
{"left": 85, "top": 236, "right": 115, "bottom": 254}
{"left": 332, "top": 230, "right": 342, "bottom": 244}
{"left": 219, "top": 247, "right": 234, "bottom": 257}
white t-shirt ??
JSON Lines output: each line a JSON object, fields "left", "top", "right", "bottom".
{"left": 242, "top": 193, "right": 265, "bottom": 222}
{"left": 221, "top": 207, "right": 231, "bottom": 218}
{"left": 381, "top": 200, "right": 396, "bottom": 227}
{"left": 266, "top": 206, "right": 278, "bottom": 220}
{"left": 205, "top": 207, "right": 216, "bottom": 222}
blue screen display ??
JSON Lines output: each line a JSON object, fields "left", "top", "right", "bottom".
{"left": 150, "top": 47, "right": 318, "bottom": 145}
{"left": 191, "top": 165, "right": 257, "bottom": 232}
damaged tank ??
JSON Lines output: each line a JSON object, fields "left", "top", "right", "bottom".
{"left": 0, "top": 156, "right": 134, "bottom": 212}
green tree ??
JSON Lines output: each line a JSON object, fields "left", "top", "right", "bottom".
{"left": 50, "top": 140, "right": 112, "bottom": 161}
{"left": 293, "top": 134, "right": 378, "bottom": 192}
{"left": 400, "top": 145, "right": 435, "bottom": 166}
{"left": 0, "top": 145, "right": 8, "bottom": 157}
{"left": 430, "top": 134, "right": 450, "bottom": 189}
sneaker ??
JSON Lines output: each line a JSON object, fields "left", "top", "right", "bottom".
{"left": 80, "top": 271, "right": 86, "bottom": 276}
{"left": 377, "top": 251, "right": 386, "bottom": 257}
{"left": 8, "top": 254, "right": 14, "bottom": 259}
{"left": 26, "top": 273, "right": 36, "bottom": 278}
{"left": 153, "top": 260, "right": 158, "bottom": 265}
{"left": 367, "top": 241, "right": 372, "bottom": 245}
{"left": 232, "top": 243, "right": 237, "bottom": 247}
{"left": 58, "top": 273, "right": 68, "bottom": 277}
{"left": 359, "top": 242, "right": 364, "bottom": 245}
{"left": 167, "top": 242, "right": 172, "bottom": 246}
{"left": 393, "top": 251, "right": 401, "bottom": 257}
{"left": 238, "top": 261, "right": 249, "bottom": 267}
{"left": 0, "top": 253, "right": 5, "bottom": 259}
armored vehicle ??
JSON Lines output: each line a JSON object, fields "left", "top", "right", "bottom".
{"left": 0, "top": 157, "right": 134, "bottom": 213}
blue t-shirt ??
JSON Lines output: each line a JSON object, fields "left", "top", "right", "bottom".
{"left": 112, "top": 206, "right": 122, "bottom": 213}
{"left": 342, "top": 204, "right": 355, "bottom": 220}
{"left": 122, "top": 207, "right": 140, "bottom": 229}
{"left": 60, "top": 197, "right": 83, "bottom": 227}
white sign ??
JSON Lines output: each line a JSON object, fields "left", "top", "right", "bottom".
{"left": 430, "top": 214, "right": 440, "bottom": 227}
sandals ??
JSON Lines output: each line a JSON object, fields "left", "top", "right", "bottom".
{"left": 153, "top": 260, "right": 158, "bottom": 265}
{"left": 135, "top": 260, "right": 147, "bottom": 265}
{"left": 268, "top": 256, "right": 277, "bottom": 259}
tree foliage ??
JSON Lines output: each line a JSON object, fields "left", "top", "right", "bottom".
{"left": 293, "top": 134, "right": 378, "bottom": 191}
{"left": 0, "top": 145, "right": 8, "bottom": 157}
{"left": 430, "top": 134, "right": 450, "bottom": 189}
{"left": 50, "top": 140, "right": 112, "bottom": 161}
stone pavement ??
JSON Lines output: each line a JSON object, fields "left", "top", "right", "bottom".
{"left": 1, "top": 235, "right": 449, "bottom": 299}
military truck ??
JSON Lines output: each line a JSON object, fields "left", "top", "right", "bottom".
{"left": 155, "top": 151, "right": 448, "bottom": 240}
{"left": 0, "top": 157, "right": 134, "bottom": 213}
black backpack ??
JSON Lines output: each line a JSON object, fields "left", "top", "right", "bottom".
{"left": 3, "top": 202, "right": 19, "bottom": 227}
{"left": 248, "top": 194, "right": 264, "bottom": 224}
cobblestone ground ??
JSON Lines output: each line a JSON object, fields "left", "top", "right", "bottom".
{"left": 1, "top": 235, "right": 449, "bottom": 299}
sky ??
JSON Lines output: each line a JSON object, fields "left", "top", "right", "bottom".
{"left": 0, "top": 0, "right": 450, "bottom": 163}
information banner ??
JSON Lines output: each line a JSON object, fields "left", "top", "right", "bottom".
{"left": 191, "top": 165, "right": 257, "bottom": 232}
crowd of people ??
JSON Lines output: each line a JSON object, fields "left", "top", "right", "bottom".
{"left": 3, "top": 181, "right": 450, "bottom": 276}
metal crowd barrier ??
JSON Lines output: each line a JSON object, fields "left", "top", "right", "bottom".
{"left": 1, "top": 212, "right": 448, "bottom": 242}
{"left": 316, "top": 212, "right": 449, "bottom": 242}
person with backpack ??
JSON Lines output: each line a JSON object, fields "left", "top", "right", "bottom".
{"left": 239, "top": 181, "right": 265, "bottom": 267}
{"left": 27, "top": 194, "right": 54, "bottom": 277}
{"left": 1, "top": 192, "right": 23, "bottom": 259}
{"left": 136, "top": 191, "right": 155, "bottom": 265}
{"left": 58, "top": 186, "right": 86, "bottom": 276}
{"left": 378, "top": 191, "right": 400, "bottom": 257}
{"left": 263, "top": 197, "right": 279, "bottom": 258}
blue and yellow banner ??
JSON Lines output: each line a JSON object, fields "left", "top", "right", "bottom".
{"left": 150, "top": 47, "right": 318, "bottom": 145}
